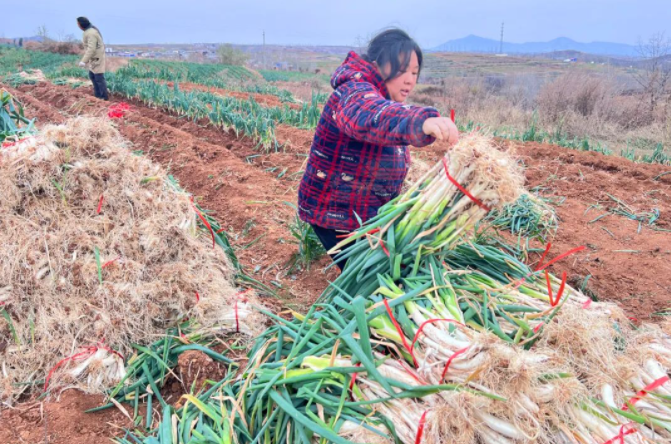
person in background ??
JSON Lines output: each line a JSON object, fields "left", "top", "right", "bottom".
{"left": 298, "top": 28, "right": 459, "bottom": 270}
{"left": 77, "top": 16, "right": 108, "bottom": 100}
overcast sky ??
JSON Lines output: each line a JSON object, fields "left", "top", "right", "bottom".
{"left": 2, "top": 0, "right": 668, "bottom": 47}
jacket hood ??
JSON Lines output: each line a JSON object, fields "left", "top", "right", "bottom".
{"left": 331, "top": 51, "right": 389, "bottom": 98}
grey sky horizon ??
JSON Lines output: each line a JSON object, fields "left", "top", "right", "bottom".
{"left": 2, "top": 0, "right": 669, "bottom": 47}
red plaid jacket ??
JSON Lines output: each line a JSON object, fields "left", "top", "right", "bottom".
{"left": 298, "top": 51, "right": 440, "bottom": 231}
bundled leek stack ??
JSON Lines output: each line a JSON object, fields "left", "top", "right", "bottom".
{"left": 119, "top": 135, "right": 671, "bottom": 444}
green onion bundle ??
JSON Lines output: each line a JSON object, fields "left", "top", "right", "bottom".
{"left": 115, "top": 135, "right": 671, "bottom": 444}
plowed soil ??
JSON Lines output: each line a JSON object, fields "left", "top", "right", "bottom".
{"left": 1, "top": 81, "right": 669, "bottom": 444}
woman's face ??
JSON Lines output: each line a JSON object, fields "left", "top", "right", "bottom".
{"left": 380, "top": 51, "right": 419, "bottom": 103}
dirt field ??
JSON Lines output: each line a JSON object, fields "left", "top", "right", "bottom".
{"left": 1, "top": 81, "right": 670, "bottom": 443}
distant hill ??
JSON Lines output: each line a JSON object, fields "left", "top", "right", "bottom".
{"left": 432, "top": 35, "right": 638, "bottom": 57}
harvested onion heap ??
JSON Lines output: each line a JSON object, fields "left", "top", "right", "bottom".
{"left": 122, "top": 135, "right": 671, "bottom": 444}
{"left": 0, "top": 117, "right": 264, "bottom": 403}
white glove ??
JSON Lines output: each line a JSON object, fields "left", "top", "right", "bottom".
{"left": 78, "top": 61, "right": 86, "bottom": 67}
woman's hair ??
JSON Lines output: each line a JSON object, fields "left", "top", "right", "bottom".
{"left": 77, "top": 16, "right": 102, "bottom": 38}
{"left": 363, "top": 28, "right": 423, "bottom": 81}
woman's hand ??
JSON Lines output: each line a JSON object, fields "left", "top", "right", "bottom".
{"left": 422, "top": 117, "right": 459, "bottom": 145}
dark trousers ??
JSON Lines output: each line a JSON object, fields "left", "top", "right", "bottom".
{"left": 88, "top": 71, "right": 109, "bottom": 100}
{"left": 311, "top": 224, "right": 352, "bottom": 271}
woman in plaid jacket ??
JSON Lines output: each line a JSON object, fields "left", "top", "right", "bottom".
{"left": 298, "top": 29, "right": 459, "bottom": 270}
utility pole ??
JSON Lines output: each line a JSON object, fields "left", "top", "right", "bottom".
{"left": 499, "top": 22, "right": 504, "bottom": 54}
{"left": 262, "top": 30, "right": 266, "bottom": 69}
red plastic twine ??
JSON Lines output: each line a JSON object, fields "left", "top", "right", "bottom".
{"left": 441, "top": 347, "right": 470, "bottom": 380}
{"left": 410, "top": 319, "right": 465, "bottom": 362}
{"left": 545, "top": 271, "right": 568, "bottom": 307}
{"left": 233, "top": 289, "right": 251, "bottom": 333}
{"left": 1, "top": 136, "right": 34, "bottom": 148}
{"left": 44, "top": 347, "right": 97, "bottom": 390}
{"left": 582, "top": 299, "right": 592, "bottom": 309}
{"left": 101, "top": 257, "right": 120, "bottom": 269}
{"left": 602, "top": 424, "right": 636, "bottom": 444}
{"left": 96, "top": 194, "right": 104, "bottom": 214}
{"left": 622, "top": 376, "right": 670, "bottom": 411}
{"left": 397, "top": 359, "right": 424, "bottom": 385}
{"left": 442, "top": 158, "right": 490, "bottom": 211}
{"left": 195, "top": 292, "right": 200, "bottom": 303}
{"left": 415, "top": 410, "right": 429, "bottom": 444}
{"left": 383, "top": 299, "right": 416, "bottom": 367}
{"left": 513, "top": 245, "right": 585, "bottom": 291}
{"left": 190, "top": 197, "right": 216, "bottom": 248}
{"left": 348, "top": 363, "right": 362, "bottom": 399}
{"left": 535, "top": 242, "right": 553, "bottom": 271}
{"left": 450, "top": 109, "right": 455, "bottom": 123}
{"left": 535, "top": 246, "right": 586, "bottom": 273}
{"left": 380, "top": 241, "right": 390, "bottom": 257}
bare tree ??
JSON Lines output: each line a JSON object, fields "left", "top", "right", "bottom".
{"left": 634, "top": 32, "right": 671, "bottom": 113}
{"left": 353, "top": 34, "right": 367, "bottom": 53}
{"left": 36, "top": 25, "right": 51, "bottom": 42}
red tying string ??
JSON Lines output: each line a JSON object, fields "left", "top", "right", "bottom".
{"left": 622, "top": 376, "right": 670, "bottom": 411}
{"left": 101, "top": 257, "right": 120, "bottom": 269}
{"left": 533, "top": 322, "right": 544, "bottom": 334}
{"left": 190, "top": 197, "right": 215, "bottom": 249}
{"left": 450, "top": 109, "right": 455, "bottom": 123}
{"left": 1, "top": 136, "right": 34, "bottom": 149}
{"left": 96, "top": 341, "right": 124, "bottom": 360}
{"left": 415, "top": 410, "right": 429, "bottom": 444}
{"left": 602, "top": 424, "right": 636, "bottom": 444}
{"left": 380, "top": 240, "right": 390, "bottom": 257}
{"left": 442, "top": 158, "right": 490, "bottom": 211}
{"left": 582, "top": 299, "right": 592, "bottom": 309}
{"left": 545, "top": 271, "right": 567, "bottom": 307}
{"left": 365, "top": 228, "right": 389, "bottom": 256}
{"left": 411, "top": 319, "right": 465, "bottom": 362}
{"left": 441, "top": 347, "right": 470, "bottom": 380}
{"left": 215, "top": 227, "right": 226, "bottom": 234}
{"left": 96, "top": 194, "right": 104, "bottom": 214}
{"left": 535, "top": 246, "right": 586, "bottom": 273}
{"left": 44, "top": 343, "right": 123, "bottom": 391}
{"left": 195, "top": 292, "right": 200, "bottom": 303}
{"left": 383, "top": 299, "right": 416, "bottom": 367}
{"left": 512, "top": 245, "right": 585, "bottom": 290}
{"left": 535, "top": 242, "right": 553, "bottom": 271}
{"left": 554, "top": 272, "right": 567, "bottom": 306}
{"left": 233, "top": 289, "right": 251, "bottom": 333}
{"left": 45, "top": 347, "right": 97, "bottom": 390}
{"left": 397, "top": 359, "right": 423, "bottom": 385}
{"left": 627, "top": 317, "right": 639, "bottom": 322}
{"left": 348, "top": 363, "right": 362, "bottom": 399}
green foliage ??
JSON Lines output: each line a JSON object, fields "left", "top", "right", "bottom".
{"left": 284, "top": 203, "right": 326, "bottom": 271}
{"left": 0, "top": 90, "right": 36, "bottom": 142}
{"left": 0, "top": 46, "right": 79, "bottom": 77}
{"left": 259, "top": 69, "right": 330, "bottom": 83}
{"left": 115, "top": 59, "right": 257, "bottom": 84}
